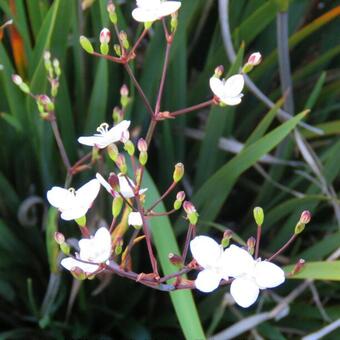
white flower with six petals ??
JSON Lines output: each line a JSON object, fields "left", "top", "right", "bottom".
{"left": 78, "top": 120, "right": 130, "bottom": 149}
{"left": 61, "top": 227, "right": 112, "bottom": 275}
{"left": 132, "top": 0, "right": 181, "bottom": 23}
{"left": 209, "top": 74, "right": 244, "bottom": 106}
{"left": 47, "top": 179, "right": 100, "bottom": 220}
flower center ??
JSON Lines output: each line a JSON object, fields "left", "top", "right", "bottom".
{"left": 96, "top": 123, "right": 109, "bottom": 136}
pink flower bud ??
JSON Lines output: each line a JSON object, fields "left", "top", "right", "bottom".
{"left": 214, "top": 65, "right": 224, "bottom": 77}
{"left": 247, "top": 236, "right": 256, "bottom": 249}
{"left": 100, "top": 28, "right": 111, "bottom": 44}
{"left": 299, "top": 210, "right": 311, "bottom": 224}
{"left": 43, "top": 51, "right": 51, "bottom": 61}
{"left": 107, "top": 1, "right": 115, "bottom": 13}
{"left": 247, "top": 52, "right": 262, "bottom": 66}
{"left": 176, "top": 191, "right": 185, "bottom": 202}
{"left": 12, "top": 74, "right": 23, "bottom": 85}
{"left": 137, "top": 138, "right": 148, "bottom": 152}
{"left": 120, "top": 84, "right": 129, "bottom": 97}
{"left": 168, "top": 253, "right": 183, "bottom": 265}
{"left": 223, "top": 230, "right": 232, "bottom": 240}
{"left": 54, "top": 232, "right": 65, "bottom": 244}
{"left": 183, "top": 201, "right": 196, "bottom": 214}
{"left": 108, "top": 172, "right": 119, "bottom": 191}
{"left": 120, "top": 129, "right": 130, "bottom": 143}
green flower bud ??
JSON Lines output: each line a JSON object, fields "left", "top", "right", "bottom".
{"left": 114, "top": 44, "right": 122, "bottom": 57}
{"left": 139, "top": 151, "right": 148, "bottom": 166}
{"left": 119, "top": 31, "right": 129, "bottom": 49}
{"left": 183, "top": 201, "right": 199, "bottom": 225}
{"left": 221, "top": 230, "right": 232, "bottom": 248}
{"left": 294, "top": 222, "right": 305, "bottom": 235}
{"left": 173, "top": 163, "right": 184, "bottom": 183}
{"left": 100, "top": 43, "right": 109, "bottom": 55}
{"left": 124, "top": 140, "right": 135, "bottom": 156}
{"left": 60, "top": 242, "right": 70, "bottom": 256}
{"left": 253, "top": 207, "right": 264, "bottom": 226}
{"left": 79, "top": 36, "right": 94, "bottom": 54}
{"left": 112, "top": 196, "right": 123, "bottom": 218}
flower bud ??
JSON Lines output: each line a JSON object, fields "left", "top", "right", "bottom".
{"left": 170, "top": 12, "right": 178, "bottom": 33}
{"left": 112, "top": 196, "right": 123, "bottom": 218}
{"left": 173, "top": 163, "right": 184, "bottom": 183}
{"left": 247, "top": 236, "right": 256, "bottom": 255}
{"left": 174, "top": 191, "right": 185, "bottom": 210}
{"left": 253, "top": 207, "right": 264, "bottom": 226}
{"left": 107, "top": 1, "right": 117, "bottom": 24}
{"left": 115, "top": 239, "right": 123, "bottom": 255}
{"left": 70, "top": 267, "right": 87, "bottom": 280}
{"left": 120, "top": 130, "right": 130, "bottom": 143}
{"left": 137, "top": 138, "right": 148, "bottom": 152}
{"left": 120, "top": 84, "right": 129, "bottom": 97}
{"left": 294, "top": 222, "right": 305, "bottom": 235}
{"left": 115, "top": 154, "right": 127, "bottom": 174}
{"left": 100, "top": 28, "right": 111, "bottom": 44}
{"left": 124, "top": 140, "right": 135, "bottom": 156}
{"left": 120, "top": 85, "right": 130, "bottom": 108}
{"left": 108, "top": 172, "right": 119, "bottom": 191}
{"left": 107, "top": 143, "right": 119, "bottom": 161}
{"left": 221, "top": 230, "right": 232, "bottom": 248}
{"left": 119, "top": 31, "right": 129, "bottom": 49}
{"left": 112, "top": 106, "right": 123, "bottom": 123}
{"left": 299, "top": 210, "right": 311, "bottom": 224}
{"left": 247, "top": 52, "right": 262, "bottom": 66}
{"left": 183, "top": 201, "right": 199, "bottom": 225}
{"left": 214, "top": 65, "right": 224, "bottom": 78}
{"left": 139, "top": 151, "right": 148, "bottom": 166}
{"left": 37, "top": 94, "right": 54, "bottom": 112}
{"left": 60, "top": 242, "right": 70, "bottom": 255}
{"left": 53, "top": 58, "right": 61, "bottom": 77}
{"left": 168, "top": 253, "right": 183, "bottom": 266}
{"left": 54, "top": 232, "right": 65, "bottom": 244}
{"left": 79, "top": 35, "right": 94, "bottom": 54}
{"left": 51, "top": 79, "right": 59, "bottom": 97}
{"left": 291, "top": 258, "right": 305, "bottom": 275}
{"left": 114, "top": 44, "right": 122, "bottom": 57}
{"left": 12, "top": 74, "right": 23, "bottom": 85}
{"left": 43, "top": 51, "right": 51, "bottom": 61}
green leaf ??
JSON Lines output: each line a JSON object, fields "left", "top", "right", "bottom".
{"left": 285, "top": 261, "right": 340, "bottom": 280}
{"left": 142, "top": 169, "right": 205, "bottom": 340}
{"left": 191, "top": 111, "right": 307, "bottom": 224}
{"left": 45, "top": 208, "right": 59, "bottom": 273}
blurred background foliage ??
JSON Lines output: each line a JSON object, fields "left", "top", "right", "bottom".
{"left": 0, "top": 0, "right": 340, "bottom": 338}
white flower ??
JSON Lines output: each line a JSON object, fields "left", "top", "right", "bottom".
{"left": 118, "top": 174, "right": 147, "bottom": 199}
{"left": 223, "top": 245, "right": 285, "bottom": 308}
{"left": 190, "top": 236, "right": 230, "bottom": 293}
{"left": 132, "top": 0, "right": 181, "bottom": 23}
{"left": 47, "top": 179, "right": 100, "bottom": 221}
{"left": 209, "top": 74, "right": 244, "bottom": 106}
{"left": 61, "top": 227, "right": 112, "bottom": 275}
{"left": 78, "top": 120, "right": 130, "bottom": 149}
{"left": 96, "top": 173, "right": 114, "bottom": 195}
{"left": 128, "top": 211, "right": 143, "bottom": 227}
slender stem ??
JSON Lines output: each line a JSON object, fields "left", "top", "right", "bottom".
{"left": 159, "top": 267, "right": 192, "bottom": 283}
{"left": 113, "top": 22, "right": 125, "bottom": 55}
{"left": 135, "top": 195, "right": 159, "bottom": 277}
{"left": 109, "top": 217, "right": 116, "bottom": 233}
{"left": 155, "top": 41, "right": 172, "bottom": 115}
{"left": 147, "top": 209, "right": 177, "bottom": 217}
{"left": 145, "top": 118, "right": 157, "bottom": 146}
{"left": 91, "top": 51, "right": 124, "bottom": 64}
{"left": 70, "top": 151, "right": 92, "bottom": 172}
{"left": 50, "top": 118, "right": 71, "bottom": 170}
{"left": 124, "top": 63, "right": 154, "bottom": 117}
{"left": 147, "top": 181, "right": 177, "bottom": 212}
{"left": 268, "top": 234, "right": 297, "bottom": 262}
{"left": 169, "top": 99, "right": 214, "bottom": 117}
{"left": 182, "top": 224, "right": 194, "bottom": 263}
{"left": 128, "top": 28, "right": 148, "bottom": 58}
{"left": 121, "top": 228, "right": 140, "bottom": 268}
{"left": 255, "top": 225, "right": 261, "bottom": 259}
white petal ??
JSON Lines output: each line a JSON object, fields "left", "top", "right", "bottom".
{"left": 105, "top": 120, "right": 131, "bottom": 143}
{"left": 209, "top": 77, "right": 225, "bottom": 99}
{"left": 132, "top": 8, "right": 160, "bottom": 22}
{"left": 93, "top": 227, "right": 112, "bottom": 262}
{"left": 47, "top": 187, "right": 75, "bottom": 211}
{"left": 128, "top": 212, "right": 143, "bottom": 226}
{"left": 254, "top": 261, "right": 285, "bottom": 289}
{"left": 76, "top": 178, "right": 100, "bottom": 208}
{"left": 137, "top": 0, "right": 161, "bottom": 10}
{"left": 96, "top": 173, "right": 113, "bottom": 194}
{"left": 118, "top": 175, "right": 135, "bottom": 198}
{"left": 223, "top": 74, "right": 244, "bottom": 97}
{"left": 60, "top": 205, "right": 87, "bottom": 221}
{"left": 220, "top": 93, "right": 243, "bottom": 106}
{"left": 230, "top": 277, "right": 259, "bottom": 308}
{"left": 158, "top": 2, "right": 181, "bottom": 17}
{"left": 221, "top": 245, "right": 255, "bottom": 278}
{"left": 77, "top": 136, "right": 108, "bottom": 148}
{"left": 195, "top": 269, "right": 221, "bottom": 293}
{"left": 61, "top": 257, "right": 99, "bottom": 274}
{"left": 190, "top": 236, "right": 223, "bottom": 269}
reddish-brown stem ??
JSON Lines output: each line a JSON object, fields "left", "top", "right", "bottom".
{"left": 80, "top": 226, "right": 90, "bottom": 238}
{"left": 113, "top": 23, "right": 125, "bottom": 56}
{"left": 147, "top": 181, "right": 177, "bottom": 213}
{"left": 91, "top": 51, "right": 124, "bottom": 63}
{"left": 135, "top": 195, "right": 159, "bottom": 277}
{"left": 121, "top": 228, "right": 140, "bottom": 268}
{"left": 124, "top": 63, "right": 154, "bottom": 117}
{"left": 169, "top": 99, "right": 214, "bottom": 117}
{"left": 130, "top": 155, "right": 137, "bottom": 181}
{"left": 128, "top": 28, "right": 148, "bottom": 59}
{"left": 118, "top": 191, "right": 134, "bottom": 210}
{"left": 70, "top": 151, "right": 92, "bottom": 173}
{"left": 159, "top": 267, "right": 192, "bottom": 283}
{"left": 268, "top": 234, "right": 297, "bottom": 262}
{"left": 255, "top": 225, "right": 261, "bottom": 259}
{"left": 50, "top": 117, "right": 71, "bottom": 170}
{"left": 182, "top": 224, "right": 194, "bottom": 263}
{"left": 109, "top": 217, "right": 116, "bottom": 233}
{"left": 147, "top": 209, "right": 177, "bottom": 217}
{"left": 155, "top": 41, "right": 172, "bottom": 115}
{"left": 145, "top": 118, "right": 157, "bottom": 146}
